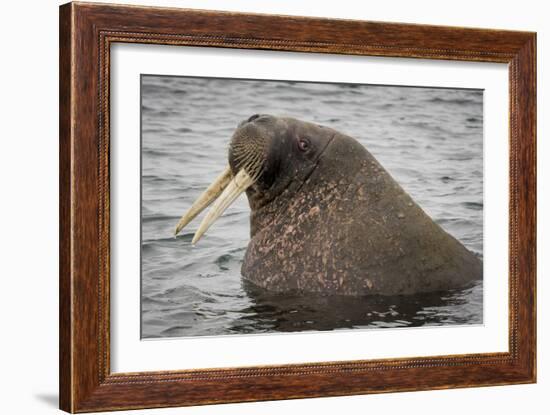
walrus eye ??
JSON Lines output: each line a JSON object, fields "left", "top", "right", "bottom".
{"left": 297, "top": 137, "right": 311, "bottom": 152}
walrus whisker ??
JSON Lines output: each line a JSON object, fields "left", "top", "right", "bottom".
{"left": 233, "top": 144, "right": 265, "bottom": 180}
{"left": 237, "top": 155, "right": 255, "bottom": 176}
{"left": 238, "top": 150, "right": 254, "bottom": 167}
{"left": 242, "top": 151, "right": 263, "bottom": 178}
{"left": 191, "top": 169, "right": 255, "bottom": 244}
{"left": 174, "top": 165, "right": 233, "bottom": 236}
{"left": 251, "top": 163, "right": 264, "bottom": 182}
{"left": 232, "top": 147, "right": 254, "bottom": 166}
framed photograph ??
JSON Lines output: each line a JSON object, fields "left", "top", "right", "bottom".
{"left": 59, "top": 2, "right": 536, "bottom": 412}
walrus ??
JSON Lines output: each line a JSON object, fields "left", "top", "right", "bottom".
{"left": 174, "top": 114, "right": 482, "bottom": 296}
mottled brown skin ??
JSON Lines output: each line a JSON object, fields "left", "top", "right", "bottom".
{"left": 230, "top": 115, "right": 482, "bottom": 296}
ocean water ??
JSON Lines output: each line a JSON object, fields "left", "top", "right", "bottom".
{"left": 140, "top": 75, "right": 483, "bottom": 339}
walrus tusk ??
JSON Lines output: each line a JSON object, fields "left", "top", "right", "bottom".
{"left": 191, "top": 169, "right": 255, "bottom": 245}
{"left": 174, "top": 165, "right": 233, "bottom": 236}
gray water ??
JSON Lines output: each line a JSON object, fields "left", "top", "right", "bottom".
{"left": 141, "top": 75, "right": 483, "bottom": 339}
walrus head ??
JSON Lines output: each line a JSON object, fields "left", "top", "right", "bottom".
{"left": 174, "top": 114, "right": 336, "bottom": 243}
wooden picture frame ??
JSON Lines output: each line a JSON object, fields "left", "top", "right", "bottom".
{"left": 59, "top": 2, "right": 536, "bottom": 412}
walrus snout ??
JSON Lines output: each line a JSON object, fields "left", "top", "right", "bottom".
{"left": 228, "top": 118, "right": 271, "bottom": 180}
{"left": 174, "top": 116, "right": 277, "bottom": 243}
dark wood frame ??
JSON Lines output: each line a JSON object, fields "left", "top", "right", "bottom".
{"left": 59, "top": 2, "right": 536, "bottom": 412}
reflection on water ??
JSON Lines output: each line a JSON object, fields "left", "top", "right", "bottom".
{"left": 140, "top": 75, "right": 483, "bottom": 339}
{"left": 219, "top": 280, "right": 482, "bottom": 335}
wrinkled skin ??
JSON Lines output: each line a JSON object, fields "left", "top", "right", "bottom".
{"left": 230, "top": 115, "right": 482, "bottom": 296}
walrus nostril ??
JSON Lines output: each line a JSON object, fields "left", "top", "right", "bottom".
{"left": 248, "top": 114, "right": 261, "bottom": 122}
